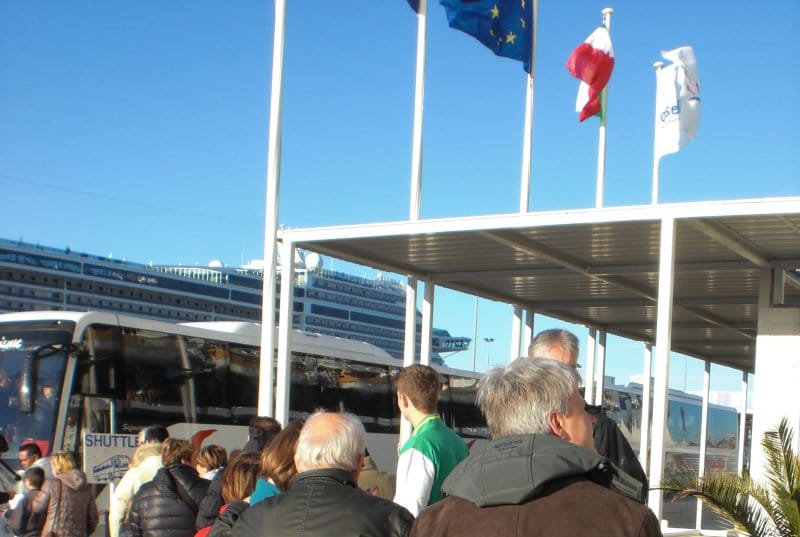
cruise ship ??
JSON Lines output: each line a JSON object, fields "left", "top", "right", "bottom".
{"left": 0, "top": 238, "right": 470, "bottom": 363}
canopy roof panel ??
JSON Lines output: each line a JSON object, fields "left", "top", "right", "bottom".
{"left": 280, "top": 198, "right": 800, "bottom": 374}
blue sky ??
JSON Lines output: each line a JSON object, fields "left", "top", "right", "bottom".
{"left": 1, "top": 1, "right": 798, "bottom": 394}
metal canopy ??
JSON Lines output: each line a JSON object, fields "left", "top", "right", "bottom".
{"left": 279, "top": 198, "right": 800, "bottom": 374}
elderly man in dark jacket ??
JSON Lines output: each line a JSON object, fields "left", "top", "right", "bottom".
{"left": 529, "top": 328, "right": 650, "bottom": 503}
{"left": 411, "top": 358, "right": 662, "bottom": 537}
{"left": 122, "top": 439, "right": 210, "bottom": 537}
{"left": 231, "top": 411, "right": 413, "bottom": 537}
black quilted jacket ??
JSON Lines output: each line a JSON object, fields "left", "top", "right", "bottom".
{"left": 121, "top": 464, "right": 210, "bottom": 537}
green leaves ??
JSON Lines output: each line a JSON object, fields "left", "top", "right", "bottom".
{"left": 660, "top": 417, "right": 800, "bottom": 537}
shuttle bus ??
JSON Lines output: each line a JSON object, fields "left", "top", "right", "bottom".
{"left": 0, "top": 310, "right": 486, "bottom": 530}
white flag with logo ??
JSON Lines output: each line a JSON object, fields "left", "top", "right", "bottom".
{"left": 654, "top": 46, "right": 700, "bottom": 159}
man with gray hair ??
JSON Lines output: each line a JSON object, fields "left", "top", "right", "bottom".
{"left": 411, "top": 358, "right": 662, "bottom": 537}
{"left": 232, "top": 411, "right": 413, "bottom": 537}
{"left": 528, "top": 328, "right": 581, "bottom": 368}
{"left": 530, "top": 328, "right": 649, "bottom": 503}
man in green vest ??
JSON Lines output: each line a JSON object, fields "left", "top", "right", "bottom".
{"left": 393, "top": 364, "right": 469, "bottom": 517}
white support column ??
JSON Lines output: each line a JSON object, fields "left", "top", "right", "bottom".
{"left": 593, "top": 330, "right": 607, "bottom": 406}
{"left": 403, "top": 278, "right": 418, "bottom": 369}
{"left": 696, "top": 360, "right": 711, "bottom": 530}
{"left": 737, "top": 371, "right": 748, "bottom": 474}
{"left": 584, "top": 328, "right": 597, "bottom": 404}
{"left": 648, "top": 216, "right": 676, "bottom": 518}
{"left": 420, "top": 281, "right": 434, "bottom": 366}
{"left": 523, "top": 310, "right": 535, "bottom": 356}
{"left": 400, "top": 277, "right": 418, "bottom": 445}
{"left": 472, "top": 297, "right": 479, "bottom": 371}
{"left": 274, "top": 240, "right": 295, "bottom": 427}
{"left": 640, "top": 343, "right": 653, "bottom": 471}
{"left": 511, "top": 306, "right": 523, "bottom": 361}
{"left": 750, "top": 268, "right": 800, "bottom": 482}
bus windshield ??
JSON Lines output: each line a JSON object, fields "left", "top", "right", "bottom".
{"left": 0, "top": 322, "right": 73, "bottom": 453}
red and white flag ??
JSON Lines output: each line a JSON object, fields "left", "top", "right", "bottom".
{"left": 567, "top": 27, "right": 615, "bottom": 122}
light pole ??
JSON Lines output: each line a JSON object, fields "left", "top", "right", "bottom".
{"left": 483, "top": 337, "right": 495, "bottom": 370}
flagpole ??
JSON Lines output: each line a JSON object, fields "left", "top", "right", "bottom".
{"left": 402, "top": 0, "right": 428, "bottom": 447}
{"left": 651, "top": 61, "right": 664, "bottom": 204}
{"left": 595, "top": 7, "right": 613, "bottom": 208}
{"left": 258, "top": 0, "right": 287, "bottom": 417}
{"left": 519, "top": 0, "right": 538, "bottom": 213}
{"left": 409, "top": 0, "right": 427, "bottom": 220}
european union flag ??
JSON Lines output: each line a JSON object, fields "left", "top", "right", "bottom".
{"left": 440, "top": 0, "right": 533, "bottom": 71}
{"left": 407, "top": 0, "right": 420, "bottom": 12}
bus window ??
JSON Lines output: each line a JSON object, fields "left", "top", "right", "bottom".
{"left": 186, "top": 337, "right": 260, "bottom": 425}
{"left": 76, "top": 325, "right": 196, "bottom": 434}
{"left": 0, "top": 325, "right": 71, "bottom": 452}
{"left": 440, "top": 375, "right": 485, "bottom": 438}
{"left": 119, "top": 329, "right": 185, "bottom": 408}
{"left": 288, "top": 356, "right": 400, "bottom": 433}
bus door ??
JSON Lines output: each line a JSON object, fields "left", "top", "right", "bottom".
{"left": 66, "top": 393, "right": 116, "bottom": 460}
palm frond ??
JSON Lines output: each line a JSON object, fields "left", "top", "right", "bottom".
{"left": 661, "top": 473, "right": 775, "bottom": 537}
{"left": 660, "top": 418, "right": 800, "bottom": 537}
{"left": 761, "top": 418, "right": 800, "bottom": 537}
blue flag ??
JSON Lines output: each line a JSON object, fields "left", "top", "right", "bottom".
{"left": 440, "top": 0, "right": 533, "bottom": 71}
{"left": 407, "top": 0, "right": 420, "bottom": 12}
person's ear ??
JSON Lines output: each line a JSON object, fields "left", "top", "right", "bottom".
{"left": 351, "top": 452, "right": 365, "bottom": 480}
{"left": 294, "top": 452, "right": 304, "bottom": 473}
{"left": 397, "top": 392, "right": 408, "bottom": 409}
{"left": 547, "top": 411, "right": 567, "bottom": 441}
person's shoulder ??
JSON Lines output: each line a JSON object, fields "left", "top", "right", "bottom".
{"left": 592, "top": 410, "right": 620, "bottom": 430}
{"left": 408, "top": 419, "right": 449, "bottom": 442}
{"left": 358, "top": 489, "right": 414, "bottom": 523}
{"left": 28, "top": 489, "right": 50, "bottom": 512}
{"left": 29, "top": 489, "right": 48, "bottom": 501}
{"left": 41, "top": 477, "right": 60, "bottom": 493}
{"left": 563, "top": 479, "right": 655, "bottom": 518}
{"left": 233, "top": 493, "right": 281, "bottom": 527}
{"left": 409, "top": 495, "right": 471, "bottom": 533}
{"left": 429, "top": 418, "right": 464, "bottom": 440}
{"left": 133, "top": 475, "right": 160, "bottom": 497}
{"left": 33, "top": 457, "right": 52, "bottom": 471}
{"left": 349, "top": 483, "right": 404, "bottom": 509}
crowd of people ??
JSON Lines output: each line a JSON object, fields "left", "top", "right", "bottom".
{"left": 4, "top": 446, "right": 97, "bottom": 537}
{"left": 0, "top": 329, "right": 663, "bottom": 537}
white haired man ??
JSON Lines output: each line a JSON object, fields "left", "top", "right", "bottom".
{"left": 529, "top": 328, "right": 649, "bottom": 503}
{"left": 411, "top": 358, "right": 661, "bottom": 537}
{"left": 231, "top": 411, "right": 413, "bottom": 537}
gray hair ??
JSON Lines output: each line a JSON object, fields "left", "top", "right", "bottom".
{"left": 476, "top": 357, "right": 581, "bottom": 438}
{"left": 294, "top": 411, "right": 365, "bottom": 471}
{"left": 528, "top": 329, "right": 579, "bottom": 361}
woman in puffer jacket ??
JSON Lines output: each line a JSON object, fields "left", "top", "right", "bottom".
{"left": 41, "top": 451, "right": 99, "bottom": 537}
{"left": 121, "top": 439, "right": 210, "bottom": 537}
